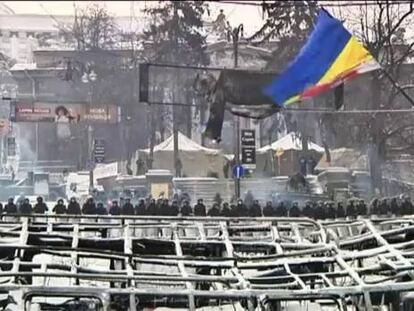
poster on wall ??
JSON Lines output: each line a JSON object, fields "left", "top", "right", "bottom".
{"left": 14, "top": 102, "right": 120, "bottom": 124}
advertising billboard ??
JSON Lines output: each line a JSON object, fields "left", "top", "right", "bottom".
{"left": 14, "top": 102, "right": 120, "bottom": 124}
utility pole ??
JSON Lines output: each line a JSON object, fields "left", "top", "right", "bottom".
{"left": 172, "top": 4, "right": 180, "bottom": 178}
{"left": 230, "top": 24, "right": 243, "bottom": 199}
{"left": 82, "top": 67, "right": 97, "bottom": 194}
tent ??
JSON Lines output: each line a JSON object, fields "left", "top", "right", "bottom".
{"left": 136, "top": 132, "right": 228, "bottom": 178}
{"left": 256, "top": 132, "right": 324, "bottom": 176}
{"left": 258, "top": 132, "right": 325, "bottom": 153}
{"left": 315, "top": 148, "right": 368, "bottom": 171}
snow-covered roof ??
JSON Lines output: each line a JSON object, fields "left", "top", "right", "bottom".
{"left": 258, "top": 132, "right": 324, "bottom": 153}
{"left": 10, "top": 63, "right": 37, "bottom": 71}
{"left": 141, "top": 132, "right": 221, "bottom": 154}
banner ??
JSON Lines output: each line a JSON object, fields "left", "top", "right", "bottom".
{"left": 14, "top": 102, "right": 120, "bottom": 124}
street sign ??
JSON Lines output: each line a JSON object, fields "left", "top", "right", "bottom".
{"left": 233, "top": 165, "right": 245, "bottom": 179}
{"left": 241, "top": 129, "right": 256, "bottom": 146}
{"left": 93, "top": 139, "right": 105, "bottom": 163}
{"left": 241, "top": 129, "right": 256, "bottom": 169}
{"left": 241, "top": 147, "right": 256, "bottom": 168}
{"left": 7, "top": 137, "right": 15, "bottom": 156}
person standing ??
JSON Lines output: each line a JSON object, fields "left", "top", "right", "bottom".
{"left": 82, "top": 197, "right": 97, "bottom": 215}
{"left": 336, "top": 202, "right": 345, "bottom": 219}
{"left": 262, "top": 201, "right": 274, "bottom": 217}
{"left": 52, "top": 199, "right": 66, "bottom": 215}
{"left": 146, "top": 199, "right": 158, "bottom": 216}
{"left": 194, "top": 199, "right": 206, "bottom": 217}
{"left": 19, "top": 198, "right": 33, "bottom": 215}
{"left": 347, "top": 200, "right": 357, "bottom": 218}
{"left": 303, "top": 201, "right": 314, "bottom": 219}
{"left": 4, "top": 198, "right": 17, "bottom": 214}
{"left": 96, "top": 202, "right": 107, "bottom": 215}
{"left": 109, "top": 200, "right": 121, "bottom": 216}
{"left": 357, "top": 199, "right": 367, "bottom": 217}
{"left": 34, "top": 197, "right": 48, "bottom": 214}
{"left": 159, "top": 199, "right": 170, "bottom": 216}
{"left": 180, "top": 200, "right": 192, "bottom": 217}
{"left": 289, "top": 202, "right": 301, "bottom": 217}
{"left": 135, "top": 199, "right": 146, "bottom": 216}
{"left": 249, "top": 200, "right": 262, "bottom": 217}
{"left": 122, "top": 198, "right": 135, "bottom": 215}
{"left": 275, "top": 201, "right": 287, "bottom": 217}
{"left": 221, "top": 202, "right": 232, "bottom": 217}
{"left": 208, "top": 203, "right": 220, "bottom": 217}
{"left": 232, "top": 199, "right": 248, "bottom": 217}
{"left": 170, "top": 200, "right": 180, "bottom": 216}
{"left": 67, "top": 197, "right": 81, "bottom": 215}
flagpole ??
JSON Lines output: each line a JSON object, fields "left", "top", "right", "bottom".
{"left": 381, "top": 69, "right": 414, "bottom": 107}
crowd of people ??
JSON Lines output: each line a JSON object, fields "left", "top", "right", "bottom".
{"left": 0, "top": 195, "right": 412, "bottom": 219}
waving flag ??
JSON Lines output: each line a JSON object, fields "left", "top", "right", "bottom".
{"left": 264, "top": 9, "right": 380, "bottom": 107}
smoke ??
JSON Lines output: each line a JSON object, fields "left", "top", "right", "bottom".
{"left": 16, "top": 123, "right": 37, "bottom": 165}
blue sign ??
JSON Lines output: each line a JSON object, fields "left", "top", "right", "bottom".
{"left": 233, "top": 165, "right": 245, "bottom": 179}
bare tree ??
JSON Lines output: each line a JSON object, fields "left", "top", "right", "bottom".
{"left": 58, "top": 4, "right": 146, "bottom": 166}
{"left": 326, "top": 1, "right": 414, "bottom": 193}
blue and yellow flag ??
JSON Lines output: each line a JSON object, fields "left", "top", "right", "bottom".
{"left": 264, "top": 9, "right": 380, "bottom": 107}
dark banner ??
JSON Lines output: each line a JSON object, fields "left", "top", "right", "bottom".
{"left": 14, "top": 102, "right": 120, "bottom": 124}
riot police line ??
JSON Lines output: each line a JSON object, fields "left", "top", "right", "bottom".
{"left": 0, "top": 195, "right": 412, "bottom": 219}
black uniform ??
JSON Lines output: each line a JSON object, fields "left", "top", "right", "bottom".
{"left": 4, "top": 199, "right": 17, "bottom": 214}
{"left": 67, "top": 199, "right": 81, "bottom": 215}
{"left": 135, "top": 200, "right": 146, "bottom": 215}
{"left": 232, "top": 201, "right": 249, "bottom": 217}
{"left": 96, "top": 203, "right": 107, "bottom": 215}
{"left": 302, "top": 202, "right": 314, "bottom": 218}
{"left": 401, "top": 198, "right": 412, "bottom": 215}
{"left": 181, "top": 201, "right": 192, "bottom": 216}
{"left": 347, "top": 202, "right": 356, "bottom": 218}
{"left": 221, "top": 203, "right": 232, "bottom": 217}
{"left": 194, "top": 200, "right": 206, "bottom": 217}
{"left": 289, "top": 203, "right": 301, "bottom": 217}
{"left": 336, "top": 203, "right": 345, "bottom": 218}
{"left": 314, "top": 202, "right": 326, "bottom": 220}
{"left": 146, "top": 200, "right": 158, "bottom": 215}
{"left": 53, "top": 201, "right": 66, "bottom": 215}
{"left": 326, "top": 203, "right": 336, "bottom": 219}
{"left": 170, "top": 202, "right": 179, "bottom": 216}
{"left": 82, "top": 199, "right": 97, "bottom": 215}
{"left": 122, "top": 200, "right": 135, "bottom": 215}
{"left": 357, "top": 200, "right": 367, "bottom": 216}
{"left": 249, "top": 201, "right": 262, "bottom": 217}
{"left": 34, "top": 197, "right": 48, "bottom": 214}
{"left": 207, "top": 204, "right": 220, "bottom": 217}
{"left": 159, "top": 200, "right": 170, "bottom": 216}
{"left": 262, "top": 202, "right": 274, "bottom": 217}
{"left": 275, "top": 202, "right": 287, "bottom": 217}
{"left": 20, "top": 200, "right": 33, "bottom": 214}
{"left": 109, "top": 202, "right": 121, "bottom": 216}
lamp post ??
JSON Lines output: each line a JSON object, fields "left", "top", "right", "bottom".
{"left": 228, "top": 23, "right": 244, "bottom": 199}
{"left": 81, "top": 67, "right": 97, "bottom": 193}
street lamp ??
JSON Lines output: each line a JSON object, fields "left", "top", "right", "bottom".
{"left": 81, "top": 66, "right": 98, "bottom": 194}
{"left": 227, "top": 23, "right": 244, "bottom": 199}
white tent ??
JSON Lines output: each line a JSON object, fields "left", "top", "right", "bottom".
{"left": 256, "top": 133, "right": 324, "bottom": 176}
{"left": 138, "top": 132, "right": 227, "bottom": 178}
{"left": 258, "top": 132, "right": 324, "bottom": 153}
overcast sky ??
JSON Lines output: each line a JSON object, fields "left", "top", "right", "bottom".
{"left": 0, "top": 1, "right": 266, "bottom": 34}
